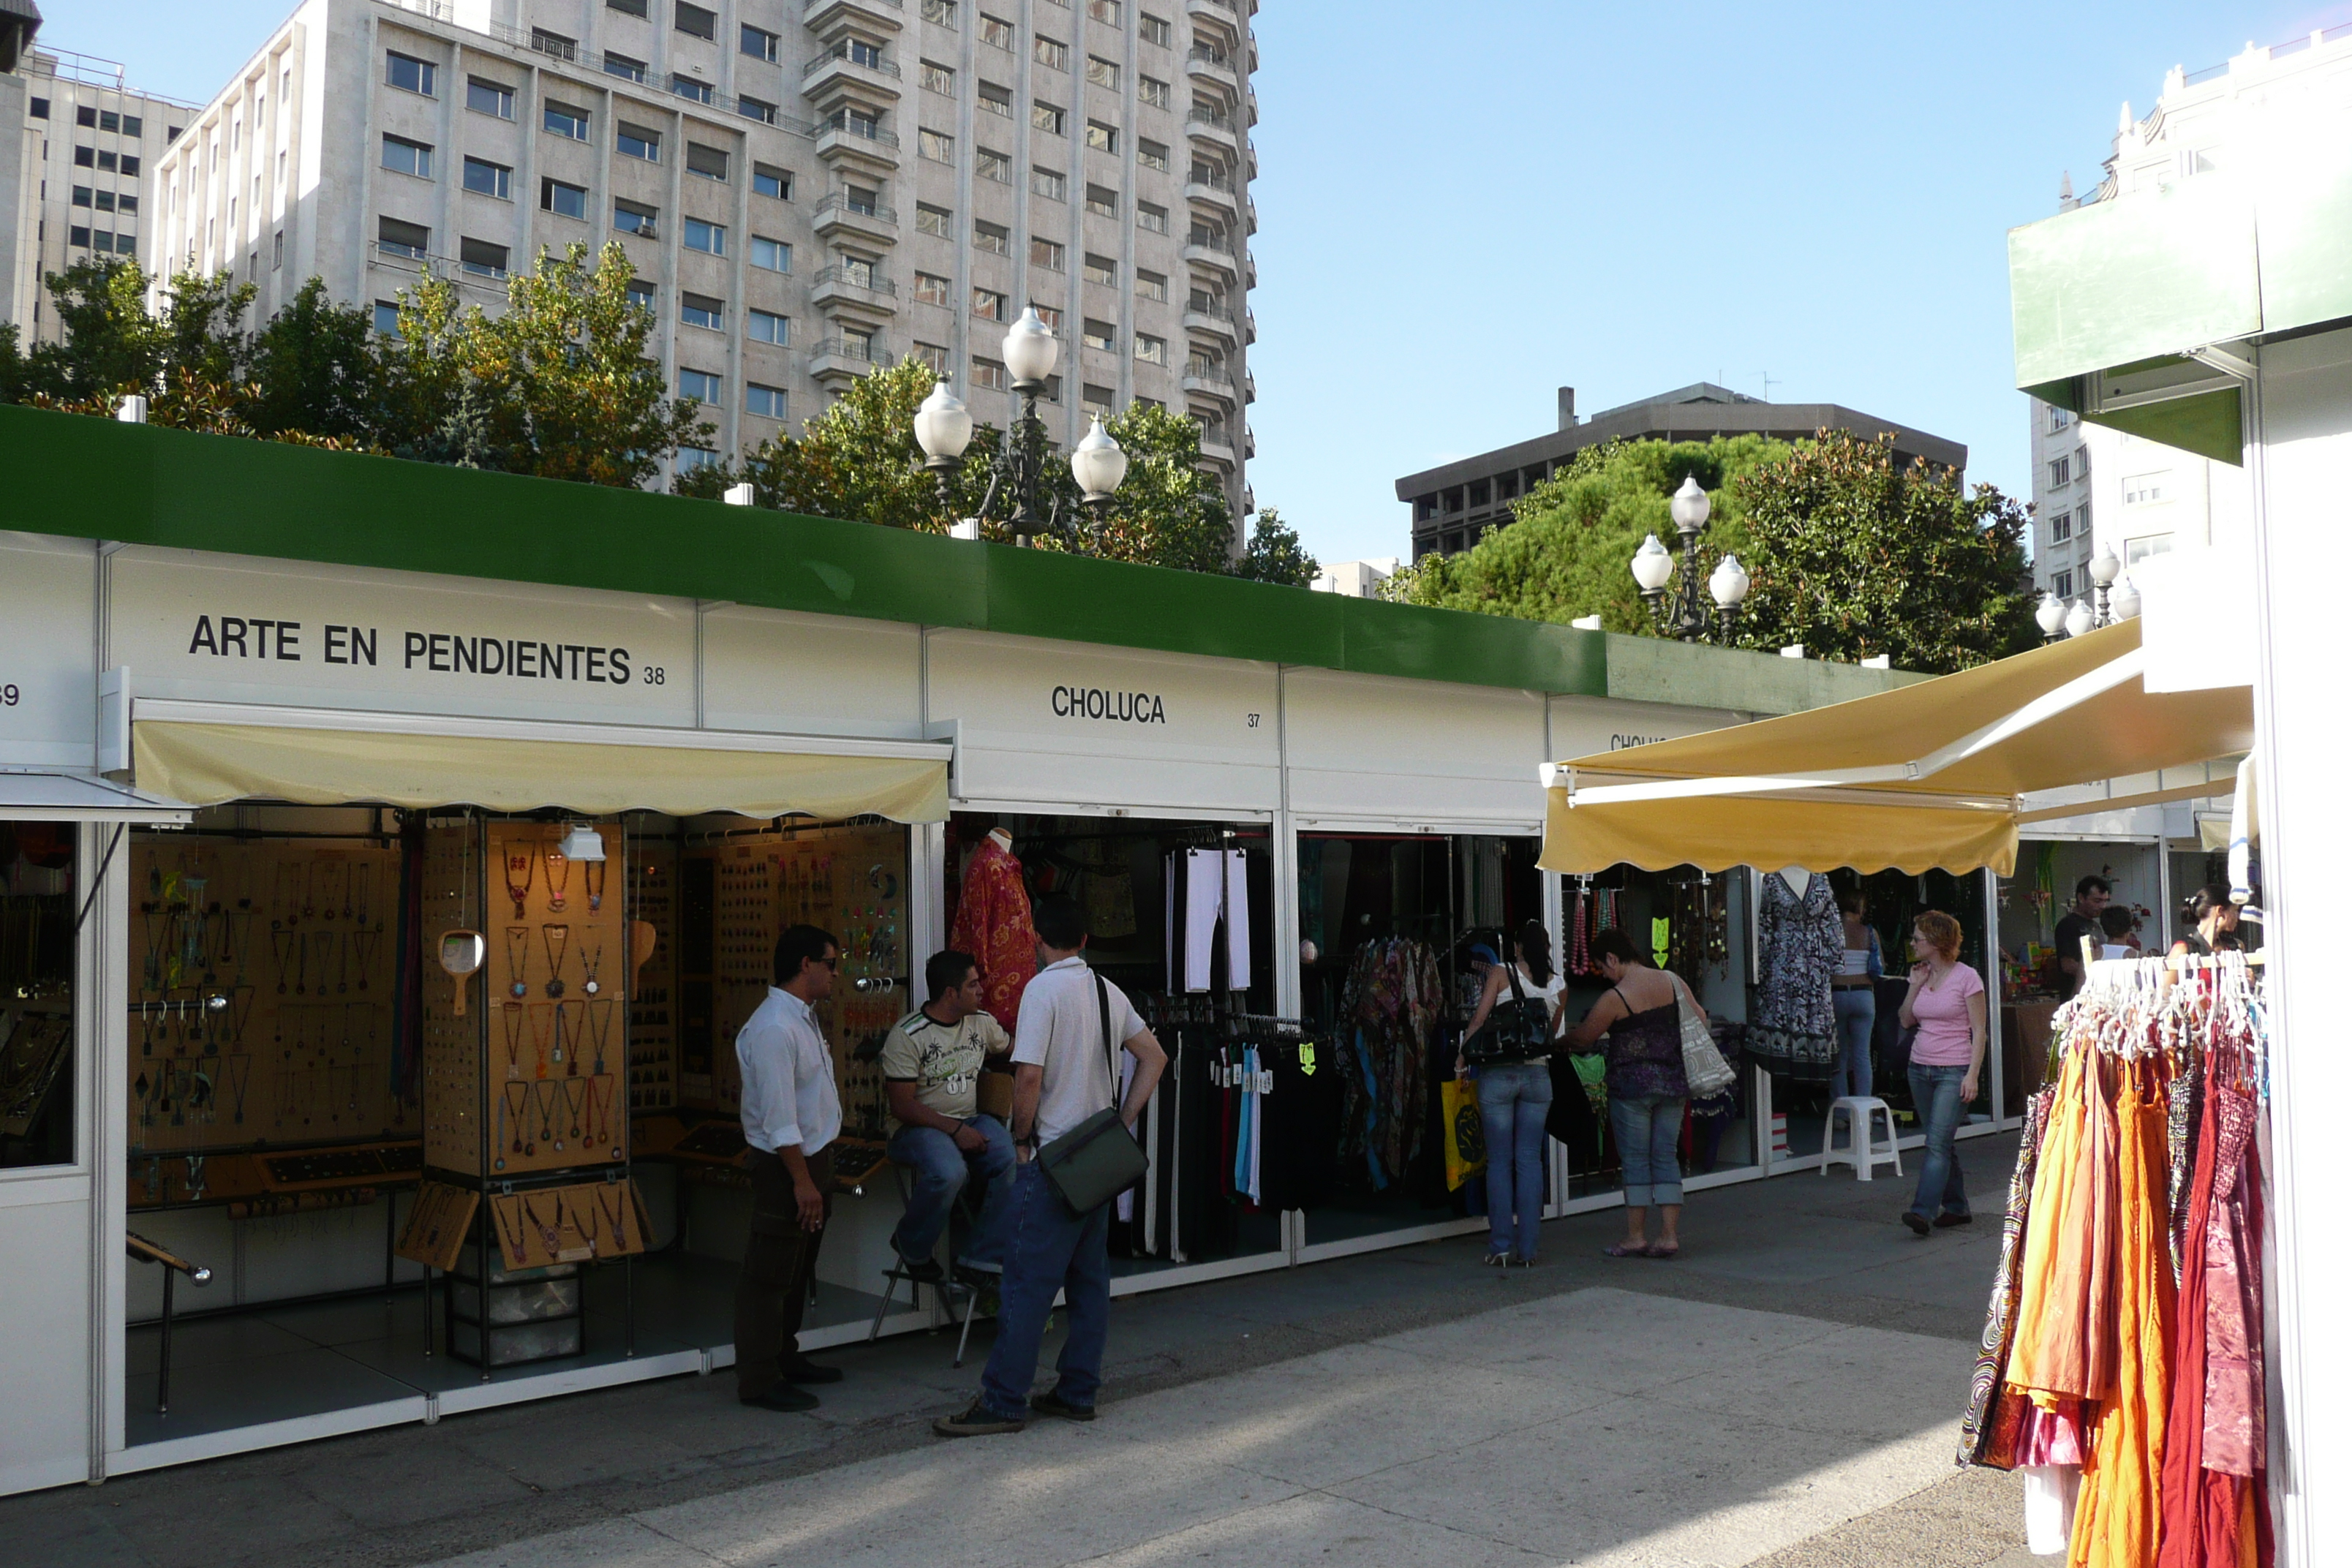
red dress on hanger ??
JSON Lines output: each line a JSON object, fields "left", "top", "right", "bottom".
{"left": 951, "top": 836, "right": 1040, "bottom": 1032}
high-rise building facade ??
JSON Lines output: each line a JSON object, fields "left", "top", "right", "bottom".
{"left": 151, "top": 0, "right": 1256, "bottom": 513}
{"left": 1, "top": 50, "right": 193, "bottom": 342}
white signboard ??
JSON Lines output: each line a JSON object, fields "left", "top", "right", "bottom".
{"left": 1284, "top": 668, "right": 1549, "bottom": 826}
{"left": 1545, "top": 695, "right": 1744, "bottom": 764}
{"left": 701, "top": 605, "right": 925, "bottom": 740}
{"left": 109, "top": 548, "right": 698, "bottom": 726}
{"left": 927, "top": 630, "right": 1281, "bottom": 815}
{"left": 0, "top": 534, "right": 98, "bottom": 767}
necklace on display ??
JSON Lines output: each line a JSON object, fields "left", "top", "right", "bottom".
{"left": 555, "top": 1000, "right": 578, "bottom": 1077}
{"left": 527, "top": 1003, "right": 554, "bottom": 1079}
{"left": 559, "top": 1076, "right": 586, "bottom": 1142}
{"left": 501, "top": 1001, "right": 526, "bottom": 1079}
{"left": 502, "top": 851, "right": 535, "bottom": 919}
{"left": 533, "top": 1079, "right": 558, "bottom": 1146}
{"left": 575, "top": 1191, "right": 600, "bottom": 1256}
{"left": 545, "top": 849, "right": 571, "bottom": 913}
{"left": 523, "top": 1193, "right": 562, "bottom": 1257}
{"left": 540, "top": 924, "right": 570, "bottom": 998}
{"left": 351, "top": 930, "right": 380, "bottom": 992}
{"left": 585, "top": 859, "right": 607, "bottom": 913}
{"left": 274, "top": 863, "right": 305, "bottom": 927}
{"left": 505, "top": 926, "right": 531, "bottom": 998}
{"left": 314, "top": 863, "right": 344, "bottom": 923}
{"left": 353, "top": 863, "right": 372, "bottom": 929}
{"left": 505, "top": 1079, "right": 532, "bottom": 1156}
{"left": 597, "top": 1186, "right": 629, "bottom": 1251}
{"left": 587, "top": 998, "right": 615, "bottom": 1076}
{"left": 222, "top": 1055, "right": 252, "bottom": 1124}
{"left": 578, "top": 936, "right": 603, "bottom": 997}
{"left": 291, "top": 932, "right": 310, "bottom": 996}
{"left": 494, "top": 1194, "right": 529, "bottom": 1264}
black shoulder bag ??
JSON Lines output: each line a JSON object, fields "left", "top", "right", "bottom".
{"left": 1462, "top": 964, "right": 1553, "bottom": 1068}
{"left": 1034, "top": 971, "right": 1150, "bottom": 1213}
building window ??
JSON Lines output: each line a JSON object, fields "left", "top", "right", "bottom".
{"left": 1134, "top": 332, "right": 1164, "bottom": 364}
{"left": 1085, "top": 121, "right": 1117, "bottom": 153}
{"left": 914, "top": 341, "right": 949, "bottom": 373}
{"left": 840, "top": 327, "right": 877, "bottom": 361}
{"left": 684, "top": 217, "right": 726, "bottom": 255}
{"left": 2048, "top": 510, "right": 2071, "bottom": 543}
{"left": 627, "top": 278, "right": 657, "bottom": 311}
{"left": 68, "top": 225, "right": 91, "bottom": 248}
{"left": 544, "top": 101, "right": 590, "bottom": 140}
{"left": 679, "top": 367, "right": 722, "bottom": 404}
{"left": 1139, "top": 12, "right": 1171, "bottom": 47}
{"left": 374, "top": 301, "right": 402, "bottom": 335}
{"left": 1085, "top": 184, "right": 1119, "bottom": 218}
{"left": 26, "top": 96, "right": 45, "bottom": 119}
{"left": 2078, "top": 499, "right": 2092, "bottom": 534}
{"left": 2127, "top": 533, "right": 2174, "bottom": 564}
{"left": 2052, "top": 570, "right": 2073, "bottom": 598}
{"left": 385, "top": 52, "right": 437, "bottom": 97}
{"left": 1139, "top": 75, "right": 1169, "bottom": 108}
{"left": 1082, "top": 382, "right": 1115, "bottom": 420}
{"left": 70, "top": 185, "right": 91, "bottom": 208}
{"left": 1030, "top": 302, "right": 1063, "bottom": 331}
{"left": 1032, "top": 165, "right": 1066, "bottom": 200}
{"left": 2073, "top": 445, "right": 2089, "bottom": 478}
{"left": 617, "top": 121, "right": 661, "bottom": 161}
{"left": 979, "top": 81, "right": 1013, "bottom": 118}
{"left": 74, "top": 145, "right": 93, "bottom": 167}
{"left": 272, "top": 230, "right": 284, "bottom": 268}
{"left": 121, "top": 154, "right": 140, "bottom": 178}
{"left": 1034, "top": 35, "right": 1068, "bottom": 70}
{"left": 1137, "top": 137, "right": 1168, "bottom": 171}
{"left": 971, "top": 286, "right": 1006, "bottom": 320}
{"left": 1136, "top": 268, "right": 1166, "bottom": 301}
{"left": 1087, "top": 56, "right": 1120, "bottom": 90}
{"left": 460, "top": 238, "right": 510, "bottom": 277}
{"left": 752, "top": 235, "right": 790, "bottom": 271}
{"left": 973, "top": 149, "right": 1009, "bottom": 185}
{"left": 676, "top": 447, "right": 718, "bottom": 475}
{"left": 919, "top": 127, "right": 956, "bottom": 162}
{"left": 542, "top": 178, "right": 589, "bottom": 219}
{"left": 604, "top": 52, "right": 648, "bottom": 84}
{"left": 923, "top": 0, "right": 958, "bottom": 26}
{"left": 1082, "top": 252, "right": 1116, "bottom": 285}
{"left": 609, "top": 0, "right": 648, "bottom": 15}
{"left": 674, "top": 1, "right": 717, "bottom": 39}
{"left": 739, "top": 94, "right": 779, "bottom": 125}
{"left": 916, "top": 203, "right": 951, "bottom": 237}
{"left": 2047, "top": 456, "right": 2070, "bottom": 489}
{"left": 753, "top": 163, "right": 791, "bottom": 200}
{"left": 467, "top": 78, "right": 516, "bottom": 118}
{"left": 981, "top": 12, "right": 1015, "bottom": 48}
{"left": 681, "top": 293, "right": 724, "bottom": 330}
{"left": 1031, "top": 235, "right": 1065, "bottom": 271}
{"left": 673, "top": 75, "right": 714, "bottom": 105}
{"left": 1033, "top": 101, "right": 1066, "bottom": 135}
{"left": 2123, "top": 471, "right": 2168, "bottom": 505}
{"left": 974, "top": 219, "right": 1009, "bottom": 255}
{"left": 747, "top": 382, "right": 787, "bottom": 419}
{"left": 748, "top": 308, "right": 788, "bottom": 344}
{"left": 463, "top": 157, "right": 513, "bottom": 200}
{"left": 921, "top": 59, "right": 956, "bottom": 94}
{"left": 614, "top": 199, "right": 660, "bottom": 238}
{"left": 834, "top": 253, "right": 878, "bottom": 288}
{"left": 972, "top": 356, "right": 1007, "bottom": 390}
{"left": 2048, "top": 404, "right": 2072, "bottom": 432}
{"left": 1082, "top": 318, "right": 1115, "bottom": 352}
{"left": 380, "top": 134, "right": 433, "bottom": 179}
{"left": 687, "top": 142, "right": 729, "bottom": 181}
{"left": 742, "top": 23, "right": 780, "bottom": 61}
{"left": 914, "top": 271, "right": 951, "bottom": 306}
{"left": 1137, "top": 201, "right": 1168, "bottom": 235}
{"left": 534, "top": 29, "right": 581, "bottom": 63}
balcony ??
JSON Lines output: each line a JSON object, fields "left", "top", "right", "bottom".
{"left": 1245, "top": 195, "right": 1257, "bottom": 235}
{"left": 1183, "top": 173, "right": 1240, "bottom": 221}
{"left": 1245, "top": 369, "right": 1256, "bottom": 403}
{"left": 811, "top": 263, "right": 899, "bottom": 315}
{"left": 803, "top": 44, "right": 902, "bottom": 105}
{"left": 1182, "top": 304, "right": 1237, "bottom": 343}
{"left": 1185, "top": 46, "right": 1237, "bottom": 88}
{"left": 1182, "top": 235, "right": 1239, "bottom": 279}
{"left": 812, "top": 191, "right": 900, "bottom": 246}
{"left": 804, "top": 0, "right": 904, "bottom": 35}
{"left": 1197, "top": 430, "right": 1237, "bottom": 467}
{"left": 1245, "top": 423, "right": 1256, "bottom": 460}
{"left": 810, "top": 334, "right": 881, "bottom": 385}
{"left": 1182, "top": 368, "right": 1238, "bottom": 405}
{"left": 813, "top": 113, "right": 902, "bottom": 172}
{"left": 1245, "top": 306, "right": 1256, "bottom": 344}
{"left": 1185, "top": 108, "right": 1240, "bottom": 156}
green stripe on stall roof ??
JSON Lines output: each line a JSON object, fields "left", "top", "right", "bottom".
{"left": 0, "top": 402, "right": 1608, "bottom": 696}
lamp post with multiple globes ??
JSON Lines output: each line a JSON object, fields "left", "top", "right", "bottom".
{"left": 911, "top": 307, "right": 1128, "bottom": 549}
{"left": 2037, "top": 540, "right": 2143, "bottom": 641}
{"left": 1629, "top": 475, "right": 1749, "bottom": 643}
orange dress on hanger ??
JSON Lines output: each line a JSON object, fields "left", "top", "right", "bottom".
{"left": 2008, "top": 1049, "right": 2120, "bottom": 1405}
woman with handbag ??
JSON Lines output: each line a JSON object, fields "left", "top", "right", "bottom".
{"left": 1561, "top": 930, "right": 1689, "bottom": 1259}
{"left": 1456, "top": 921, "right": 1564, "bottom": 1267}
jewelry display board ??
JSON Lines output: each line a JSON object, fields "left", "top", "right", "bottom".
{"left": 127, "top": 834, "right": 407, "bottom": 1156}
{"left": 626, "top": 831, "right": 676, "bottom": 1112}
{"left": 483, "top": 1177, "right": 650, "bottom": 1270}
{"left": 395, "top": 1179, "right": 481, "bottom": 1272}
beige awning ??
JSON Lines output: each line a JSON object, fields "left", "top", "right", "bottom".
{"left": 1541, "top": 621, "right": 2253, "bottom": 875}
{"left": 133, "top": 712, "right": 949, "bottom": 823}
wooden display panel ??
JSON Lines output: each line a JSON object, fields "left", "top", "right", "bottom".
{"left": 626, "top": 833, "right": 677, "bottom": 1112}
{"left": 484, "top": 1178, "right": 649, "bottom": 1270}
{"left": 127, "top": 834, "right": 407, "bottom": 1155}
{"left": 396, "top": 1180, "right": 481, "bottom": 1271}
{"left": 420, "top": 818, "right": 487, "bottom": 1173}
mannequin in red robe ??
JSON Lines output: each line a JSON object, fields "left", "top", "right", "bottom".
{"left": 951, "top": 828, "right": 1039, "bottom": 1032}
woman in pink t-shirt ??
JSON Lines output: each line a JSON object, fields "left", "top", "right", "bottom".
{"left": 1896, "top": 909, "right": 1986, "bottom": 1237}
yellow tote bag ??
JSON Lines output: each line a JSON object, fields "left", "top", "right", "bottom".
{"left": 1441, "top": 1075, "right": 1487, "bottom": 1191}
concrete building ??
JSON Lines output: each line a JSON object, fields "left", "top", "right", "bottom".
{"left": 1308, "top": 554, "right": 1394, "bottom": 598}
{"left": 151, "top": 0, "right": 1257, "bottom": 513}
{"left": 1, "top": 48, "right": 195, "bottom": 342}
{"left": 1393, "top": 382, "right": 1967, "bottom": 562}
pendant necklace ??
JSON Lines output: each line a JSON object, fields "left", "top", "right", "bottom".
{"left": 578, "top": 936, "right": 603, "bottom": 997}
{"left": 528, "top": 1003, "right": 554, "bottom": 1079}
{"left": 587, "top": 998, "right": 615, "bottom": 1076}
{"left": 494, "top": 1195, "right": 529, "bottom": 1264}
{"left": 526, "top": 1193, "right": 564, "bottom": 1256}
{"left": 585, "top": 859, "right": 608, "bottom": 913}
{"left": 540, "top": 924, "right": 570, "bottom": 997}
{"left": 314, "top": 863, "right": 344, "bottom": 922}
{"left": 301, "top": 862, "right": 317, "bottom": 923}
{"left": 560, "top": 1076, "right": 587, "bottom": 1142}
{"left": 353, "top": 862, "right": 372, "bottom": 929}
{"left": 352, "top": 930, "right": 380, "bottom": 992}
{"left": 275, "top": 863, "right": 304, "bottom": 927}
{"left": 576, "top": 1193, "right": 600, "bottom": 1257}
{"left": 225, "top": 1055, "right": 251, "bottom": 1125}
{"left": 227, "top": 984, "right": 256, "bottom": 1049}
{"left": 598, "top": 1186, "right": 630, "bottom": 1251}
{"left": 555, "top": 1000, "right": 580, "bottom": 1077}
{"left": 500, "top": 1001, "right": 526, "bottom": 1079}
{"left": 505, "top": 1079, "right": 532, "bottom": 1156}
{"left": 532, "top": 1080, "right": 558, "bottom": 1148}
{"left": 505, "top": 926, "right": 532, "bottom": 998}
{"left": 333, "top": 930, "right": 352, "bottom": 994}
{"left": 545, "top": 849, "right": 572, "bottom": 913}
{"left": 292, "top": 932, "right": 310, "bottom": 996}
{"left": 502, "top": 851, "right": 535, "bottom": 919}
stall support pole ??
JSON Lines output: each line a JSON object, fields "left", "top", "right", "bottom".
{"left": 384, "top": 1190, "right": 396, "bottom": 1291}
{"left": 155, "top": 1267, "right": 174, "bottom": 1416}
{"left": 421, "top": 1266, "right": 434, "bottom": 1357}
{"left": 1981, "top": 868, "right": 2004, "bottom": 1126}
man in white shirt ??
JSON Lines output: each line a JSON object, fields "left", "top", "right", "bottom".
{"left": 734, "top": 924, "right": 844, "bottom": 1412}
{"left": 935, "top": 895, "right": 1166, "bottom": 1437}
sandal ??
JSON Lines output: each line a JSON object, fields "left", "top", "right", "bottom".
{"left": 1482, "top": 1251, "right": 1510, "bottom": 1267}
{"left": 1602, "top": 1242, "right": 1648, "bottom": 1259}
{"left": 1644, "top": 1243, "right": 1680, "bottom": 1260}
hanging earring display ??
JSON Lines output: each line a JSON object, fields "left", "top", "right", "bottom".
{"left": 540, "top": 924, "right": 570, "bottom": 998}
{"left": 505, "top": 926, "right": 531, "bottom": 998}
{"left": 585, "top": 859, "right": 607, "bottom": 913}
{"left": 502, "top": 851, "right": 535, "bottom": 919}
{"left": 545, "top": 848, "right": 572, "bottom": 912}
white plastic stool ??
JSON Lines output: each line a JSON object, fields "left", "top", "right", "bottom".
{"left": 1820, "top": 1097, "right": 1903, "bottom": 1181}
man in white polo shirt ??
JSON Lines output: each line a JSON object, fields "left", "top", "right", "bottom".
{"left": 935, "top": 894, "right": 1166, "bottom": 1436}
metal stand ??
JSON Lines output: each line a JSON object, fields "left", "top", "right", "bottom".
{"left": 126, "top": 1232, "right": 211, "bottom": 1416}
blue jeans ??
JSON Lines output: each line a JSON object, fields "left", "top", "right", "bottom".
{"left": 1906, "top": 1064, "right": 1971, "bottom": 1221}
{"left": 1831, "top": 988, "right": 1875, "bottom": 1101}
{"left": 1476, "top": 1060, "right": 1553, "bottom": 1260}
{"left": 888, "top": 1115, "right": 1016, "bottom": 1270}
{"left": 978, "top": 1161, "right": 1112, "bottom": 1419}
{"left": 1610, "top": 1093, "right": 1686, "bottom": 1207}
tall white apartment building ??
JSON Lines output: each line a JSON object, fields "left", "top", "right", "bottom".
{"left": 2019, "top": 29, "right": 2352, "bottom": 601}
{"left": 152, "top": 0, "right": 1257, "bottom": 513}
{"left": 1, "top": 50, "right": 195, "bottom": 342}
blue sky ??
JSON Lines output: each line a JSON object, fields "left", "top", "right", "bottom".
{"left": 58, "top": 0, "right": 2347, "bottom": 564}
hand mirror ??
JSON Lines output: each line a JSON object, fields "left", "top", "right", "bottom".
{"left": 439, "top": 929, "right": 486, "bottom": 1017}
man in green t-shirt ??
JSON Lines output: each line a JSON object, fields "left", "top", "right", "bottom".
{"left": 881, "top": 949, "right": 1017, "bottom": 1281}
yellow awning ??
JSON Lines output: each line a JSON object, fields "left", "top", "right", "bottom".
{"left": 1541, "top": 620, "right": 2253, "bottom": 875}
{"left": 134, "top": 720, "right": 949, "bottom": 823}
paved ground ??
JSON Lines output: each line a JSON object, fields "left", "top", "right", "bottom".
{"left": 9, "top": 1136, "right": 2040, "bottom": 1568}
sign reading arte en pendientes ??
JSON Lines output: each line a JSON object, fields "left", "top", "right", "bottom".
{"left": 181, "top": 614, "right": 648, "bottom": 687}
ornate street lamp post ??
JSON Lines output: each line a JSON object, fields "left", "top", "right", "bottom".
{"left": 1630, "top": 475, "right": 1748, "bottom": 643}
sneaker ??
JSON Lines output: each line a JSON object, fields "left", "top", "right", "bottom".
{"left": 783, "top": 1357, "right": 843, "bottom": 1384}
{"left": 1902, "top": 1211, "right": 1932, "bottom": 1237}
{"left": 1934, "top": 1212, "right": 1974, "bottom": 1229}
{"left": 934, "top": 1399, "right": 1026, "bottom": 1438}
{"left": 1030, "top": 1388, "right": 1096, "bottom": 1422}
{"left": 740, "top": 1386, "right": 819, "bottom": 1413}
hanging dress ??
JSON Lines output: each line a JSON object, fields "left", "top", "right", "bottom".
{"left": 1750, "top": 872, "right": 1840, "bottom": 1078}
{"left": 949, "top": 837, "right": 1040, "bottom": 1033}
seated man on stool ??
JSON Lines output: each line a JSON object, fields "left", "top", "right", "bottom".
{"left": 881, "top": 949, "right": 1017, "bottom": 1281}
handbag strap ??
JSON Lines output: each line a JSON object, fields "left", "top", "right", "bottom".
{"left": 1095, "top": 968, "right": 1120, "bottom": 1120}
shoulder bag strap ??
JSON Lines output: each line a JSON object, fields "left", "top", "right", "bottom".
{"left": 1096, "top": 969, "right": 1120, "bottom": 1118}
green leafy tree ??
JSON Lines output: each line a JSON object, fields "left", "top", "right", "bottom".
{"left": 246, "top": 278, "right": 383, "bottom": 442}
{"left": 21, "top": 256, "right": 254, "bottom": 404}
{"left": 1731, "top": 429, "right": 2038, "bottom": 672}
{"left": 1233, "top": 505, "right": 1318, "bottom": 587}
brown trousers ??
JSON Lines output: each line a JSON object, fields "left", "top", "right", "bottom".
{"left": 735, "top": 1145, "right": 832, "bottom": 1401}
